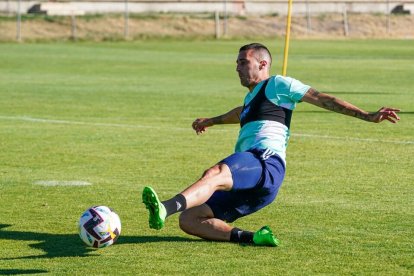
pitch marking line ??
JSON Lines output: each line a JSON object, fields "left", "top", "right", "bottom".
{"left": 0, "top": 115, "right": 172, "bottom": 130}
{"left": 1, "top": 115, "right": 413, "bottom": 145}
{"left": 0, "top": 115, "right": 191, "bottom": 131}
{"left": 34, "top": 180, "right": 92, "bottom": 186}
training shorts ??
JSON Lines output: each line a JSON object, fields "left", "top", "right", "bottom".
{"left": 205, "top": 148, "right": 285, "bottom": 223}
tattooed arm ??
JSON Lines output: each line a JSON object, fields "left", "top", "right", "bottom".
{"left": 301, "top": 88, "right": 400, "bottom": 123}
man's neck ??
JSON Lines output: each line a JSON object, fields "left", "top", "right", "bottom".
{"left": 248, "top": 76, "right": 270, "bottom": 92}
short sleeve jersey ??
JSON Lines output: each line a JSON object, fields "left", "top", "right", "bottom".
{"left": 234, "top": 75, "right": 310, "bottom": 164}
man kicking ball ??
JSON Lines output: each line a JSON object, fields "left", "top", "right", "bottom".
{"left": 142, "top": 43, "right": 400, "bottom": 247}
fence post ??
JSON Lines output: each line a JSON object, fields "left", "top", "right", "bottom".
{"left": 16, "top": 0, "right": 21, "bottom": 42}
{"left": 306, "top": 0, "right": 311, "bottom": 34}
{"left": 7, "top": 0, "right": 11, "bottom": 15}
{"left": 386, "top": 0, "right": 390, "bottom": 34}
{"left": 343, "top": 4, "right": 349, "bottom": 36}
{"left": 124, "top": 0, "right": 129, "bottom": 38}
{"left": 71, "top": 13, "right": 77, "bottom": 41}
{"left": 215, "top": 11, "right": 220, "bottom": 39}
{"left": 223, "top": 0, "right": 228, "bottom": 36}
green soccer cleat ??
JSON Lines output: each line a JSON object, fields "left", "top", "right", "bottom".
{"left": 142, "top": 186, "right": 167, "bottom": 230}
{"left": 253, "top": 226, "right": 280, "bottom": 247}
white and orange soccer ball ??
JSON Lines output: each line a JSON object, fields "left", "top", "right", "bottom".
{"left": 78, "top": 206, "right": 121, "bottom": 248}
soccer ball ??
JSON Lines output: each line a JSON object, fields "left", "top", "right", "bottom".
{"left": 78, "top": 206, "right": 121, "bottom": 248}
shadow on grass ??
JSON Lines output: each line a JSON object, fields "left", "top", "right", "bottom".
{"left": 117, "top": 235, "right": 200, "bottom": 244}
{"left": 0, "top": 224, "right": 95, "bottom": 260}
{"left": 0, "top": 269, "right": 48, "bottom": 275}
{"left": 0, "top": 224, "right": 200, "bottom": 261}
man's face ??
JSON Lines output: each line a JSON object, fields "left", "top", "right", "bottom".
{"left": 236, "top": 49, "right": 261, "bottom": 89}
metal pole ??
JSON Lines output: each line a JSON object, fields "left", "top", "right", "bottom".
{"left": 124, "top": 0, "right": 129, "bottom": 38}
{"left": 7, "top": 0, "right": 11, "bottom": 15}
{"left": 16, "top": 0, "right": 21, "bottom": 42}
{"left": 282, "top": 0, "right": 293, "bottom": 76}
{"left": 215, "top": 11, "right": 220, "bottom": 39}
{"left": 223, "top": 0, "right": 228, "bottom": 36}
{"left": 71, "top": 13, "right": 77, "bottom": 41}
{"left": 306, "top": 0, "right": 311, "bottom": 34}
{"left": 386, "top": 0, "right": 390, "bottom": 34}
{"left": 343, "top": 4, "right": 349, "bottom": 37}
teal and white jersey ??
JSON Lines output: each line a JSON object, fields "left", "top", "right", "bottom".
{"left": 235, "top": 75, "right": 310, "bottom": 164}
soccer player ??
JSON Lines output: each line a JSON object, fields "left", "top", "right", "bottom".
{"left": 142, "top": 43, "right": 400, "bottom": 247}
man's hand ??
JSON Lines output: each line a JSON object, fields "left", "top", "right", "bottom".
{"left": 192, "top": 118, "right": 213, "bottom": 135}
{"left": 368, "top": 107, "right": 401, "bottom": 123}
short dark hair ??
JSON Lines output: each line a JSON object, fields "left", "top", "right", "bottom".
{"left": 239, "top": 43, "right": 272, "bottom": 65}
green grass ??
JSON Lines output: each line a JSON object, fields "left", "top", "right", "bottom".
{"left": 0, "top": 39, "right": 413, "bottom": 275}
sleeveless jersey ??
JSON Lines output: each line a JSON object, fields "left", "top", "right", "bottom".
{"left": 235, "top": 75, "right": 310, "bottom": 164}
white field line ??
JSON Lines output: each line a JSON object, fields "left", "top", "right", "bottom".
{"left": 33, "top": 180, "right": 92, "bottom": 186}
{"left": 1, "top": 115, "right": 413, "bottom": 145}
{"left": 0, "top": 115, "right": 188, "bottom": 131}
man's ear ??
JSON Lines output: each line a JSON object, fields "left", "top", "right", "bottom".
{"left": 259, "top": 60, "right": 268, "bottom": 70}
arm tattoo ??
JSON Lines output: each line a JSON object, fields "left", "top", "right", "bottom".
{"left": 309, "top": 89, "right": 320, "bottom": 97}
{"left": 311, "top": 89, "right": 370, "bottom": 121}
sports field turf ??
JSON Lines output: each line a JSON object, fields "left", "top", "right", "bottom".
{"left": 0, "top": 39, "right": 413, "bottom": 274}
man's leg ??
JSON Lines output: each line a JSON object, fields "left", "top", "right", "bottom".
{"left": 179, "top": 204, "right": 279, "bottom": 246}
{"left": 181, "top": 163, "right": 233, "bottom": 209}
{"left": 143, "top": 188, "right": 279, "bottom": 246}
{"left": 179, "top": 204, "right": 232, "bottom": 241}
{"left": 142, "top": 163, "right": 232, "bottom": 230}
{"left": 142, "top": 151, "right": 281, "bottom": 246}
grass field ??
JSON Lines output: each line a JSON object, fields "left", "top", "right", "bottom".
{"left": 0, "top": 39, "right": 413, "bottom": 275}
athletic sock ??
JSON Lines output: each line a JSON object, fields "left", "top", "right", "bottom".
{"left": 230, "top": 228, "right": 254, "bottom": 244}
{"left": 161, "top": 194, "right": 187, "bottom": 217}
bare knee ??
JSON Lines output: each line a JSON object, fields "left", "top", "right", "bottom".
{"left": 202, "top": 164, "right": 231, "bottom": 181}
{"left": 201, "top": 164, "right": 221, "bottom": 179}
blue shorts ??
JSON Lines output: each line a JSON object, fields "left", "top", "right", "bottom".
{"left": 205, "top": 148, "right": 285, "bottom": 223}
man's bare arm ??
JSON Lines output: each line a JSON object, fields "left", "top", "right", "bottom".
{"left": 301, "top": 88, "right": 400, "bottom": 123}
{"left": 192, "top": 106, "right": 243, "bottom": 135}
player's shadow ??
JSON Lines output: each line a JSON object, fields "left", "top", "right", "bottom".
{"left": 117, "top": 235, "right": 200, "bottom": 244}
{"left": 0, "top": 269, "right": 48, "bottom": 275}
{"left": 0, "top": 224, "right": 95, "bottom": 260}
{"left": 0, "top": 224, "right": 199, "bottom": 261}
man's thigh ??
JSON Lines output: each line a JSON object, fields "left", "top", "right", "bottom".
{"left": 219, "top": 151, "right": 263, "bottom": 191}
